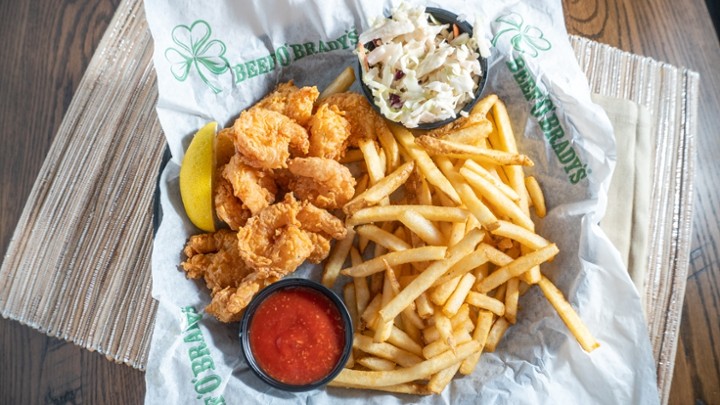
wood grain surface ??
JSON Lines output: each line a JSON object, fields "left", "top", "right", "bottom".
{"left": 0, "top": 0, "right": 718, "bottom": 404}
{"left": 563, "top": 2, "right": 720, "bottom": 404}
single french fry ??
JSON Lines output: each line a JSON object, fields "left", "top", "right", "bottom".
{"left": 342, "top": 246, "right": 447, "bottom": 277}
{"left": 478, "top": 244, "right": 559, "bottom": 292}
{"left": 484, "top": 317, "right": 511, "bottom": 352}
{"left": 471, "top": 94, "right": 499, "bottom": 117}
{"left": 525, "top": 176, "right": 547, "bottom": 217}
{"left": 440, "top": 121, "right": 493, "bottom": 145}
{"left": 318, "top": 66, "right": 355, "bottom": 100}
{"left": 356, "top": 224, "right": 411, "bottom": 252}
{"left": 399, "top": 209, "right": 445, "bottom": 246}
{"left": 465, "top": 291, "right": 505, "bottom": 317}
{"left": 443, "top": 273, "right": 477, "bottom": 316}
{"left": 490, "top": 100, "right": 530, "bottom": 216}
{"left": 430, "top": 276, "right": 462, "bottom": 307}
{"left": 537, "top": 276, "right": 600, "bottom": 352}
{"left": 417, "top": 135, "right": 534, "bottom": 166}
{"left": 322, "top": 227, "right": 356, "bottom": 287}
{"left": 459, "top": 309, "right": 494, "bottom": 374}
{"left": 332, "top": 341, "right": 480, "bottom": 388}
{"left": 447, "top": 221, "right": 467, "bottom": 247}
{"left": 378, "top": 229, "right": 484, "bottom": 323}
{"left": 353, "top": 334, "right": 423, "bottom": 367}
{"left": 435, "top": 247, "right": 488, "bottom": 286}
{"left": 463, "top": 159, "right": 520, "bottom": 202}
{"left": 505, "top": 277, "right": 520, "bottom": 324}
{"left": 427, "top": 362, "right": 462, "bottom": 394}
{"left": 357, "top": 356, "right": 396, "bottom": 371}
{"left": 390, "top": 123, "right": 462, "bottom": 203}
{"left": 374, "top": 262, "right": 398, "bottom": 342}
{"left": 347, "top": 205, "right": 469, "bottom": 226}
{"left": 344, "top": 161, "right": 415, "bottom": 214}
{"left": 388, "top": 325, "right": 424, "bottom": 357}
{"left": 460, "top": 167, "right": 534, "bottom": 230}
{"left": 359, "top": 138, "right": 386, "bottom": 185}
{"left": 376, "top": 125, "right": 401, "bottom": 173}
{"left": 491, "top": 220, "right": 550, "bottom": 250}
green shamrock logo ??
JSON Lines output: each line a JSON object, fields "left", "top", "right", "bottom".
{"left": 165, "top": 20, "right": 229, "bottom": 94}
{"left": 491, "top": 13, "right": 552, "bottom": 57}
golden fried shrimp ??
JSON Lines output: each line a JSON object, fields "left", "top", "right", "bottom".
{"left": 308, "top": 103, "right": 352, "bottom": 160}
{"left": 322, "top": 92, "right": 388, "bottom": 147}
{"left": 286, "top": 157, "right": 356, "bottom": 209}
{"left": 237, "top": 193, "right": 346, "bottom": 274}
{"left": 181, "top": 229, "right": 253, "bottom": 294}
{"left": 222, "top": 154, "right": 277, "bottom": 215}
{"left": 295, "top": 201, "right": 348, "bottom": 240}
{"left": 206, "top": 271, "right": 283, "bottom": 323}
{"left": 214, "top": 176, "right": 251, "bottom": 230}
{"left": 255, "top": 81, "right": 319, "bottom": 127}
{"left": 231, "top": 108, "right": 309, "bottom": 169}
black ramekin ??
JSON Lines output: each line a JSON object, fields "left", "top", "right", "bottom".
{"left": 357, "top": 7, "right": 489, "bottom": 130}
{"left": 239, "top": 278, "right": 353, "bottom": 392}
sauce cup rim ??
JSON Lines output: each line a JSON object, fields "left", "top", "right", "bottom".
{"left": 239, "top": 278, "right": 354, "bottom": 392}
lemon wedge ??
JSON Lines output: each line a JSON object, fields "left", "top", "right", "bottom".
{"left": 179, "top": 122, "right": 217, "bottom": 232}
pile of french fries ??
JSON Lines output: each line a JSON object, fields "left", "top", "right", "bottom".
{"left": 320, "top": 68, "right": 599, "bottom": 395}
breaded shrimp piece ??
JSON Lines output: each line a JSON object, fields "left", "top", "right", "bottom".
{"left": 214, "top": 176, "right": 251, "bottom": 230}
{"left": 222, "top": 154, "right": 277, "bottom": 215}
{"left": 237, "top": 194, "right": 314, "bottom": 273}
{"left": 206, "top": 271, "right": 284, "bottom": 323}
{"left": 181, "top": 229, "right": 252, "bottom": 294}
{"left": 237, "top": 193, "right": 346, "bottom": 274}
{"left": 286, "top": 157, "right": 356, "bottom": 209}
{"left": 231, "top": 108, "right": 309, "bottom": 169}
{"left": 255, "top": 81, "right": 319, "bottom": 127}
{"left": 322, "top": 92, "right": 389, "bottom": 147}
{"left": 308, "top": 103, "right": 352, "bottom": 160}
{"left": 295, "top": 200, "right": 348, "bottom": 240}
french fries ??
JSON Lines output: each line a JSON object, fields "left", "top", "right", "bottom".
{"left": 318, "top": 66, "right": 356, "bottom": 101}
{"left": 327, "top": 93, "right": 599, "bottom": 395}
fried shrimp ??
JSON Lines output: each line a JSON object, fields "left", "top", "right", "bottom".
{"left": 321, "top": 92, "right": 391, "bottom": 147}
{"left": 237, "top": 193, "right": 346, "bottom": 274}
{"left": 286, "top": 157, "right": 356, "bottom": 209}
{"left": 182, "top": 229, "right": 261, "bottom": 322}
{"left": 308, "top": 103, "right": 352, "bottom": 160}
{"left": 214, "top": 176, "right": 251, "bottom": 230}
{"left": 231, "top": 108, "right": 309, "bottom": 169}
{"left": 255, "top": 81, "right": 319, "bottom": 127}
{"left": 222, "top": 154, "right": 277, "bottom": 215}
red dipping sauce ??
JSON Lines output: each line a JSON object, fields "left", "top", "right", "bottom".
{"left": 248, "top": 286, "right": 347, "bottom": 385}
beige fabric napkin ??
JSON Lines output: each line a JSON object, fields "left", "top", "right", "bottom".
{"left": 594, "top": 93, "right": 653, "bottom": 306}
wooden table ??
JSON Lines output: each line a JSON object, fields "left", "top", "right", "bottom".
{"left": 1, "top": 0, "right": 718, "bottom": 403}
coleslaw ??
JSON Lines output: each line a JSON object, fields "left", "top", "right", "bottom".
{"left": 358, "top": 4, "right": 486, "bottom": 128}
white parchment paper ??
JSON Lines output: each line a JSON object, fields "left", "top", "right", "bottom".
{"left": 144, "top": 1, "right": 659, "bottom": 403}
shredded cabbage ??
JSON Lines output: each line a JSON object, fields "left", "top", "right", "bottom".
{"left": 358, "top": 4, "right": 484, "bottom": 128}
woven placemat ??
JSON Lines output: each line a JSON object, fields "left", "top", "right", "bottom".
{"left": 0, "top": 0, "right": 697, "bottom": 403}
